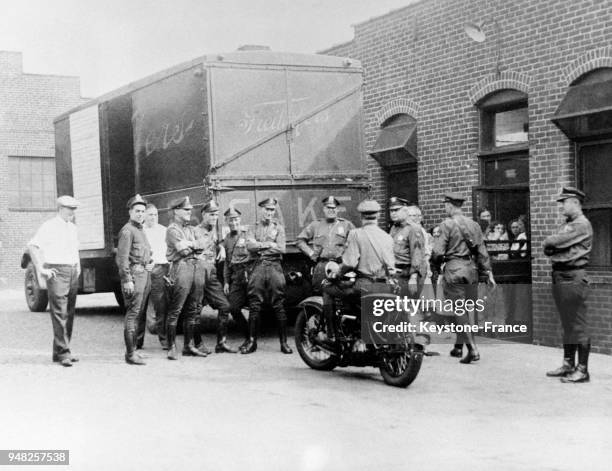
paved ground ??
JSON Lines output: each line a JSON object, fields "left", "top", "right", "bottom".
{"left": 0, "top": 288, "right": 611, "bottom": 471}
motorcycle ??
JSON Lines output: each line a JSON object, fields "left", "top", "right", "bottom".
{"left": 294, "top": 280, "right": 424, "bottom": 388}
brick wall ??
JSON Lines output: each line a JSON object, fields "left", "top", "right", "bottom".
{"left": 322, "top": 0, "right": 612, "bottom": 353}
{"left": 0, "top": 51, "right": 85, "bottom": 288}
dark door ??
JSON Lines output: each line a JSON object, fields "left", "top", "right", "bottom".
{"left": 386, "top": 164, "right": 418, "bottom": 204}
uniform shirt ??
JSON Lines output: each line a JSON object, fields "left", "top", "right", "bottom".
{"left": 341, "top": 221, "right": 395, "bottom": 278}
{"left": 543, "top": 213, "right": 592, "bottom": 268}
{"left": 389, "top": 220, "right": 425, "bottom": 276}
{"left": 431, "top": 214, "right": 492, "bottom": 276}
{"left": 247, "top": 219, "right": 286, "bottom": 260}
{"left": 166, "top": 221, "right": 197, "bottom": 263}
{"left": 193, "top": 223, "right": 219, "bottom": 262}
{"left": 143, "top": 223, "right": 168, "bottom": 265}
{"left": 296, "top": 218, "right": 354, "bottom": 260}
{"left": 29, "top": 215, "right": 80, "bottom": 265}
{"left": 116, "top": 220, "right": 152, "bottom": 284}
{"left": 223, "top": 227, "right": 252, "bottom": 281}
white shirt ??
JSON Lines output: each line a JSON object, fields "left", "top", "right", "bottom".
{"left": 29, "top": 215, "right": 80, "bottom": 265}
{"left": 143, "top": 223, "right": 169, "bottom": 265}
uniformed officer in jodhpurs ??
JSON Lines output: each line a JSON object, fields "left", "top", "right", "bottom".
{"left": 28, "top": 196, "right": 81, "bottom": 367}
{"left": 431, "top": 192, "right": 495, "bottom": 364}
{"left": 388, "top": 197, "right": 426, "bottom": 299}
{"left": 164, "top": 196, "right": 209, "bottom": 360}
{"left": 245, "top": 197, "right": 292, "bottom": 354}
{"left": 296, "top": 196, "right": 355, "bottom": 343}
{"left": 222, "top": 207, "right": 252, "bottom": 353}
{"left": 193, "top": 200, "right": 236, "bottom": 354}
{"left": 544, "top": 187, "right": 593, "bottom": 383}
{"left": 116, "top": 194, "right": 154, "bottom": 365}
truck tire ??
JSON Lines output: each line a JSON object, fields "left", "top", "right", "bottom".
{"left": 24, "top": 262, "right": 48, "bottom": 312}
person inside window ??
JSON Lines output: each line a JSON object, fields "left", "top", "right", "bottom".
{"left": 509, "top": 219, "right": 527, "bottom": 259}
{"left": 486, "top": 221, "right": 509, "bottom": 260}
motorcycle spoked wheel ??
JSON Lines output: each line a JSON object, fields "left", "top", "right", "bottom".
{"left": 378, "top": 339, "right": 423, "bottom": 388}
{"left": 295, "top": 304, "right": 339, "bottom": 371}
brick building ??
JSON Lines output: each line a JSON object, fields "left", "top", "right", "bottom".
{"left": 0, "top": 51, "right": 84, "bottom": 288}
{"left": 322, "top": 0, "right": 612, "bottom": 353}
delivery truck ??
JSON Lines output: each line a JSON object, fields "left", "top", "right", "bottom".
{"left": 22, "top": 50, "right": 368, "bottom": 312}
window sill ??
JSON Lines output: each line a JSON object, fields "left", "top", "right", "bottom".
{"left": 478, "top": 144, "right": 529, "bottom": 157}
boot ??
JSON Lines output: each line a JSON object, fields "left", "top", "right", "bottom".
{"left": 450, "top": 343, "right": 463, "bottom": 358}
{"left": 241, "top": 314, "right": 258, "bottom": 354}
{"left": 183, "top": 323, "right": 208, "bottom": 357}
{"left": 459, "top": 334, "right": 479, "bottom": 364}
{"left": 322, "top": 304, "right": 336, "bottom": 343}
{"left": 215, "top": 318, "right": 238, "bottom": 353}
{"left": 561, "top": 343, "right": 590, "bottom": 383}
{"left": 124, "top": 330, "right": 146, "bottom": 365}
{"left": 167, "top": 325, "right": 178, "bottom": 360}
{"left": 279, "top": 319, "right": 293, "bottom": 354}
{"left": 546, "top": 344, "right": 576, "bottom": 377}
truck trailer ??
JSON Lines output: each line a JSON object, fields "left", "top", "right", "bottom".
{"left": 22, "top": 50, "right": 368, "bottom": 312}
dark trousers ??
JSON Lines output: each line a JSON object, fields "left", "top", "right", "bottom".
{"left": 199, "top": 260, "right": 231, "bottom": 325}
{"left": 248, "top": 260, "right": 286, "bottom": 321}
{"left": 228, "top": 264, "right": 250, "bottom": 329}
{"left": 46, "top": 264, "right": 79, "bottom": 361}
{"left": 166, "top": 259, "right": 204, "bottom": 331}
{"left": 123, "top": 268, "right": 151, "bottom": 353}
{"left": 136, "top": 263, "right": 168, "bottom": 346}
{"left": 442, "top": 259, "right": 478, "bottom": 345}
{"left": 552, "top": 269, "right": 590, "bottom": 344}
{"left": 397, "top": 272, "right": 425, "bottom": 299}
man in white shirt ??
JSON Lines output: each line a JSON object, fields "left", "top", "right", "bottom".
{"left": 138, "top": 203, "right": 170, "bottom": 350}
{"left": 27, "top": 196, "right": 81, "bottom": 367}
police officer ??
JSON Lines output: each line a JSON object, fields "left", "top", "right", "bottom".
{"left": 165, "top": 196, "right": 208, "bottom": 360}
{"left": 544, "top": 187, "right": 593, "bottom": 383}
{"left": 431, "top": 192, "right": 495, "bottom": 364}
{"left": 296, "top": 196, "right": 355, "bottom": 343}
{"left": 193, "top": 200, "right": 236, "bottom": 354}
{"left": 222, "top": 207, "right": 252, "bottom": 353}
{"left": 116, "top": 194, "right": 153, "bottom": 365}
{"left": 245, "top": 197, "right": 291, "bottom": 354}
{"left": 388, "top": 197, "right": 426, "bottom": 298}
{"left": 28, "top": 196, "right": 81, "bottom": 367}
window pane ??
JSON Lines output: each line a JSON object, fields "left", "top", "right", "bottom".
{"left": 483, "top": 156, "right": 529, "bottom": 186}
{"left": 585, "top": 208, "right": 612, "bottom": 266}
{"left": 495, "top": 108, "right": 528, "bottom": 146}
{"left": 8, "top": 156, "right": 55, "bottom": 210}
{"left": 581, "top": 142, "right": 612, "bottom": 205}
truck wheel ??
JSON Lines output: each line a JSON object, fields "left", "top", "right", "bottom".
{"left": 24, "top": 262, "right": 48, "bottom": 312}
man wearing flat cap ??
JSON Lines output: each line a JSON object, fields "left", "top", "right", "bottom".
{"left": 296, "top": 196, "right": 355, "bottom": 342}
{"left": 388, "top": 197, "right": 426, "bottom": 299}
{"left": 222, "top": 207, "right": 253, "bottom": 353}
{"left": 431, "top": 192, "right": 495, "bottom": 364}
{"left": 116, "top": 194, "right": 154, "bottom": 365}
{"left": 193, "top": 200, "right": 236, "bottom": 354}
{"left": 544, "top": 187, "right": 593, "bottom": 383}
{"left": 28, "top": 196, "right": 82, "bottom": 367}
{"left": 245, "top": 197, "right": 291, "bottom": 354}
{"left": 164, "top": 196, "right": 210, "bottom": 359}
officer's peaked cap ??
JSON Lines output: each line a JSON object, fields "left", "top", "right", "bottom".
{"left": 357, "top": 199, "right": 381, "bottom": 213}
{"left": 556, "top": 186, "right": 585, "bottom": 202}
{"left": 258, "top": 197, "right": 278, "bottom": 209}
{"left": 57, "top": 195, "right": 80, "bottom": 209}
{"left": 388, "top": 196, "right": 409, "bottom": 209}
{"left": 169, "top": 196, "right": 193, "bottom": 210}
{"left": 443, "top": 192, "right": 465, "bottom": 205}
{"left": 322, "top": 196, "right": 341, "bottom": 207}
{"left": 127, "top": 194, "right": 147, "bottom": 209}
{"left": 224, "top": 207, "right": 242, "bottom": 218}
{"left": 201, "top": 200, "right": 220, "bottom": 213}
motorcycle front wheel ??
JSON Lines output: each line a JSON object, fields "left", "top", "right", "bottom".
{"left": 379, "top": 339, "right": 423, "bottom": 388}
{"left": 295, "top": 304, "right": 339, "bottom": 371}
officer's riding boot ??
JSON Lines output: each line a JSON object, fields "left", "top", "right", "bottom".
{"left": 167, "top": 325, "right": 178, "bottom": 360}
{"left": 183, "top": 323, "right": 208, "bottom": 357}
{"left": 322, "top": 304, "right": 336, "bottom": 343}
{"left": 215, "top": 316, "right": 238, "bottom": 353}
{"left": 279, "top": 319, "right": 293, "bottom": 354}
{"left": 193, "top": 319, "right": 212, "bottom": 355}
{"left": 561, "top": 343, "right": 590, "bottom": 383}
{"left": 238, "top": 317, "right": 251, "bottom": 353}
{"left": 241, "top": 314, "right": 258, "bottom": 354}
{"left": 124, "top": 329, "right": 145, "bottom": 365}
{"left": 546, "top": 344, "right": 576, "bottom": 377}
